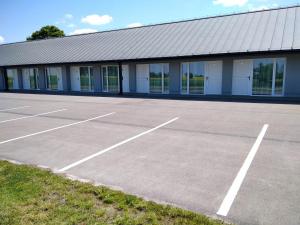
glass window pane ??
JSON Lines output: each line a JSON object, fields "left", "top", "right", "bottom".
{"left": 29, "top": 68, "right": 38, "bottom": 89}
{"left": 189, "top": 62, "right": 204, "bottom": 94}
{"left": 47, "top": 68, "right": 58, "bottom": 90}
{"left": 45, "top": 69, "right": 49, "bottom": 89}
{"left": 108, "top": 66, "right": 119, "bottom": 92}
{"left": 29, "top": 69, "right": 34, "bottom": 89}
{"left": 102, "top": 67, "right": 108, "bottom": 92}
{"left": 8, "top": 77, "right": 14, "bottom": 89}
{"left": 150, "top": 64, "right": 162, "bottom": 93}
{"left": 275, "top": 59, "right": 285, "bottom": 95}
{"left": 90, "top": 67, "right": 94, "bottom": 91}
{"left": 7, "top": 69, "right": 18, "bottom": 90}
{"left": 163, "top": 64, "right": 169, "bottom": 93}
{"left": 181, "top": 63, "right": 188, "bottom": 94}
{"left": 80, "top": 67, "right": 90, "bottom": 91}
{"left": 252, "top": 59, "right": 273, "bottom": 95}
{"left": 34, "top": 69, "right": 39, "bottom": 89}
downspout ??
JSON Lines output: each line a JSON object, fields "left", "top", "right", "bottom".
{"left": 118, "top": 62, "right": 123, "bottom": 95}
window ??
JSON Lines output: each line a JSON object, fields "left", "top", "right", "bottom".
{"left": 181, "top": 62, "right": 205, "bottom": 94}
{"left": 22, "top": 68, "right": 39, "bottom": 90}
{"left": 7, "top": 69, "right": 18, "bottom": 90}
{"left": 102, "top": 65, "right": 119, "bottom": 92}
{"left": 7, "top": 76, "right": 14, "bottom": 89}
{"left": 90, "top": 67, "right": 94, "bottom": 91}
{"left": 163, "top": 64, "right": 169, "bottom": 93}
{"left": 80, "top": 67, "right": 94, "bottom": 91}
{"left": 252, "top": 58, "right": 285, "bottom": 96}
{"left": 181, "top": 63, "right": 188, "bottom": 94}
{"left": 29, "top": 68, "right": 39, "bottom": 89}
{"left": 149, "top": 63, "right": 169, "bottom": 94}
{"left": 45, "top": 67, "right": 61, "bottom": 90}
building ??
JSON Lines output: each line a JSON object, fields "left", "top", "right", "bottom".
{"left": 1, "top": 6, "right": 300, "bottom": 98}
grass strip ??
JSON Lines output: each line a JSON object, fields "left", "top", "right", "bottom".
{"left": 0, "top": 160, "right": 229, "bottom": 225}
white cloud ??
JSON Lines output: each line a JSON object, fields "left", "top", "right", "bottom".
{"left": 69, "top": 28, "right": 98, "bottom": 35}
{"left": 81, "top": 14, "right": 113, "bottom": 25}
{"left": 213, "top": 0, "right": 248, "bottom": 7}
{"left": 127, "top": 22, "right": 143, "bottom": 28}
{"left": 65, "top": 14, "right": 73, "bottom": 19}
{"left": 0, "top": 36, "right": 4, "bottom": 44}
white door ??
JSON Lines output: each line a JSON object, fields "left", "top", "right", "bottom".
{"left": 22, "top": 69, "right": 30, "bottom": 90}
{"left": 205, "top": 61, "right": 222, "bottom": 95}
{"left": 56, "top": 68, "right": 63, "bottom": 91}
{"left": 122, "top": 65, "right": 130, "bottom": 92}
{"left": 70, "top": 66, "right": 80, "bottom": 91}
{"left": 136, "top": 64, "right": 149, "bottom": 93}
{"left": 232, "top": 59, "right": 253, "bottom": 95}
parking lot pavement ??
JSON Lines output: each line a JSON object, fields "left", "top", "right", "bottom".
{"left": 0, "top": 93, "right": 299, "bottom": 225}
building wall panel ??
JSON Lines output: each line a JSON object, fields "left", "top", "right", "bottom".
{"left": 285, "top": 54, "right": 300, "bottom": 96}
{"left": 169, "top": 62, "right": 180, "bottom": 94}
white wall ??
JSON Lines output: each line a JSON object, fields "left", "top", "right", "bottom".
{"left": 70, "top": 66, "right": 80, "bottom": 91}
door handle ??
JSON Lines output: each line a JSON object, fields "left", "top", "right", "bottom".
{"left": 248, "top": 76, "right": 251, "bottom": 81}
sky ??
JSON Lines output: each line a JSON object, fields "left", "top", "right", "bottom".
{"left": 1, "top": 0, "right": 300, "bottom": 44}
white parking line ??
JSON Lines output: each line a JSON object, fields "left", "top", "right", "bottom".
{"left": 0, "top": 109, "right": 67, "bottom": 124}
{"left": 217, "top": 124, "right": 269, "bottom": 217}
{"left": 59, "top": 117, "right": 179, "bottom": 172}
{"left": 0, "top": 106, "right": 30, "bottom": 112}
{"left": 0, "top": 112, "right": 115, "bottom": 145}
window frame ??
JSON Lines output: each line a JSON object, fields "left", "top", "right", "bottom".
{"left": 251, "top": 58, "right": 286, "bottom": 97}
{"left": 22, "top": 68, "right": 39, "bottom": 90}
{"left": 149, "top": 63, "right": 169, "bottom": 94}
{"left": 101, "top": 65, "right": 120, "bottom": 93}
{"left": 45, "top": 67, "right": 61, "bottom": 91}
{"left": 79, "top": 66, "right": 94, "bottom": 92}
{"left": 7, "top": 69, "right": 18, "bottom": 90}
{"left": 180, "top": 62, "right": 205, "bottom": 95}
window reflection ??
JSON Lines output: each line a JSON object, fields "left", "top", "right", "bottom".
{"left": 252, "top": 58, "right": 285, "bottom": 96}
{"left": 149, "top": 63, "right": 169, "bottom": 94}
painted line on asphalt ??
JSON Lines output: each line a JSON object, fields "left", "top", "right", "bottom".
{"left": 0, "top": 112, "right": 115, "bottom": 145}
{"left": 59, "top": 117, "right": 179, "bottom": 172}
{"left": 0, "top": 109, "right": 67, "bottom": 124}
{"left": 217, "top": 124, "right": 269, "bottom": 217}
{"left": 0, "top": 106, "right": 30, "bottom": 112}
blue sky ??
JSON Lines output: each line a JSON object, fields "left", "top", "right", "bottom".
{"left": 1, "top": 0, "right": 299, "bottom": 44}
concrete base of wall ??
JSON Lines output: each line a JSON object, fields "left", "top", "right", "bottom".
{"left": 2, "top": 89, "right": 300, "bottom": 104}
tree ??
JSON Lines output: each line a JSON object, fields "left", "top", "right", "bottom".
{"left": 27, "top": 25, "right": 65, "bottom": 41}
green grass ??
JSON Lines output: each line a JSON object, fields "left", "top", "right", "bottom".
{"left": 0, "top": 161, "right": 229, "bottom": 225}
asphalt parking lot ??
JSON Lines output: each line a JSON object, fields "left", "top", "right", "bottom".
{"left": 0, "top": 93, "right": 299, "bottom": 225}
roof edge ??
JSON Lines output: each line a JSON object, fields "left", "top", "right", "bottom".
{"left": 1, "top": 49, "right": 300, "bottom": 68}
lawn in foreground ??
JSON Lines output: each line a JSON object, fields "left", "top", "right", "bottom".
{"left": 0, "top": 161, "right": 229, "bottom": 225}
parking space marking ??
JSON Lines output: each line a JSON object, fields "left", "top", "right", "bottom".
{"left": 59, "top": 117, "right": 179, "bottom": 172}
{"left": 0, "top": 109, "right": 67, "bottom": 124}
{"left": 217, "top": 124, "right": 269, "bottom": 217}
{"left": 0, "top": 106, "right": 30, "bottom": 112}
{"left": 0, "top": 112, "right": 115, "bottom": 145}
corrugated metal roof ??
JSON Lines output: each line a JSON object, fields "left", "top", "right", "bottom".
{"left": 1, "top": 6, "right": 300, "bottom": 67}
